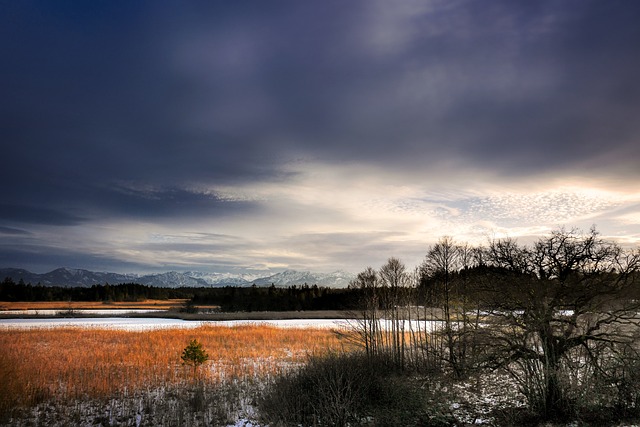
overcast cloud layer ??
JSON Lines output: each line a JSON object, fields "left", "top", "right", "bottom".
{"left": 2, "top": 1, "right": 640, "bottom": 275}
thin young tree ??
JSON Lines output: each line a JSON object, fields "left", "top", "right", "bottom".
{"left": 349, "top": 267, "right": 381, "bottom": 357}
{"left": 379, "top": 257, "right": 410, "bottom": 369}
{"left": 181, "top": 339, "right": 209, "bottom": 379}
{"left": 420, "top": 237, "right": 480, "bottom": 378}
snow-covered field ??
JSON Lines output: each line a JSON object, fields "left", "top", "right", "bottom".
{"left": 0, "top": 316, "right": 449, "bottom": 331}
{"left": 0, "top": 317, "right": 352, "bottom": 330}
{"left": 5, "top": 316, "right": 638, "bottom": 426}
{"left": 3, "top": 383, "right": 267, "bottom": 427}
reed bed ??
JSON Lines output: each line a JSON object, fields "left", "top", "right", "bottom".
{"left": 0, "top": 324, "right": 353, "bottom": 416}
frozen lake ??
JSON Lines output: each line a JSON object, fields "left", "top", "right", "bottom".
{"left": 0, "top": 317, "right": 352, "bottom": 331}
{"left": 0, "top": 317, "right": 447, "bottom": 332}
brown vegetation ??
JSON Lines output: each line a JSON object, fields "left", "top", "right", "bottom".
{"left": 0, "top": 325, "right": 352, "bottom": 417}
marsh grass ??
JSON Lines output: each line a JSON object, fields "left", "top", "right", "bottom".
{"left": 0, "top": 324, "right": 353, "bottom": 420}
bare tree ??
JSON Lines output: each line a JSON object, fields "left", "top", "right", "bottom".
{"left": 348, "top": 267, "right": 381, "bottom": 357}
{"left": 421, "top": 237, "right": 460, "bottom": 375}
{"left": 482, "top": 228, "right": 640, "bottom": 419}
{"left": 379, "top": 257, "right": 411, "bottom": 369}
{"left": 349, "top": 259, "right": 419, "bottom": 371}
{"left": 419, "top": 237, "right": 485, "bottom": 378}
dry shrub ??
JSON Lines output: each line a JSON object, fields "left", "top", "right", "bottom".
{"left": 259, "top": 351, "right": 453, "bottom": 427}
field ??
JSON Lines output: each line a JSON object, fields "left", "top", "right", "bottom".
{"left": 0, "top": 324, "right": 354, "bottom": 425}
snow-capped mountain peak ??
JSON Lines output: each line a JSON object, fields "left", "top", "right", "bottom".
{"left": 1, "top": 268, "right": 354, "bottom": 288}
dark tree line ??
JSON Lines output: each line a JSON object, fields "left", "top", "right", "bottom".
{"left": 0, "top": 278, "right": 363, "bottom": 311}
{"left": 0, "top": 279, "right": 189, "bottom": 302}
{"left": 190, "top": 284, "right": 361, "bottom": 311}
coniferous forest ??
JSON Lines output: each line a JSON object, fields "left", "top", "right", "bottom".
{"left": 0, "top": 279, "right": 362, "bottom": 311}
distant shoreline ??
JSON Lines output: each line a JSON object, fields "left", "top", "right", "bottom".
{"left": 0, "top": 308, "right": 354, "bottom": 321}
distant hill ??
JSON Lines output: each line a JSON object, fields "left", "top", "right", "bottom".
{"left": 252, "top": 270, "right": 355, "bottom": 288}
{"left": 0, "top": 267, "right": 354, "bottom": 288}
{"left": 0, "top": 268, "right": 137, "bottom": 287}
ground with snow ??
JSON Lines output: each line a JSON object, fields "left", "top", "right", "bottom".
{"left": 0, "top": 316, "right": 352, "bottom": 331}
{"left": 3, "top": 318, "right": 640, "bottom": 426}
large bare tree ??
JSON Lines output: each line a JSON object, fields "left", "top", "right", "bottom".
{"left": 482, "top": 228, "right": 640, "bottom": 419}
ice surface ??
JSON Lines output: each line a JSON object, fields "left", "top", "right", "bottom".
{"left": 0, "top": 317, "right": 352, "bottom": 330}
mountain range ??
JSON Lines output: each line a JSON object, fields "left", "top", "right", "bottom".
{"left": 0, "top": 267, "right": 354, "bottom": 288}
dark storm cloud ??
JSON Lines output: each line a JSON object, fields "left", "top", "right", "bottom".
{"left": 2, "top": 1, "right": 640, "bottom": 273}
{"left": 0, "top": 204, "right": 86, "bottom": 226}
{"left": 89, "top": 184, "right": 261, "bottom": 220}
{"left": 0, "top": 226, "right": 31, "bottom": 236}
{"left": 0, "top": 244, "right": 152, "bottom": 274}
{"left": 444, "top": 1, "right": 640, "bottom": 175}
{"left": 1, "top": 2, "right": 290, "bottom": 203}
{"left": 223, "top": 0, "right": 635, "bottom": 177}
{"left": 3, "top": 0, "right": 640, "bottom": 209}
{"left": 131, "top": 0, "right": 640, "bottom": 178}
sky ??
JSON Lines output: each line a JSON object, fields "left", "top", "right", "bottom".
{"left": 1, "top": 0, "right": 640, "bottom": 276}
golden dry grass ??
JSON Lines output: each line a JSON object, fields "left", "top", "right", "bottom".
{"left": 0, "top": 325, "right": 354, "bottom": 415}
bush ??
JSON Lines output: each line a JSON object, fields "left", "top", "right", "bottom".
{"left": 259, "top": 351, "right": 454, "bottom": 426}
